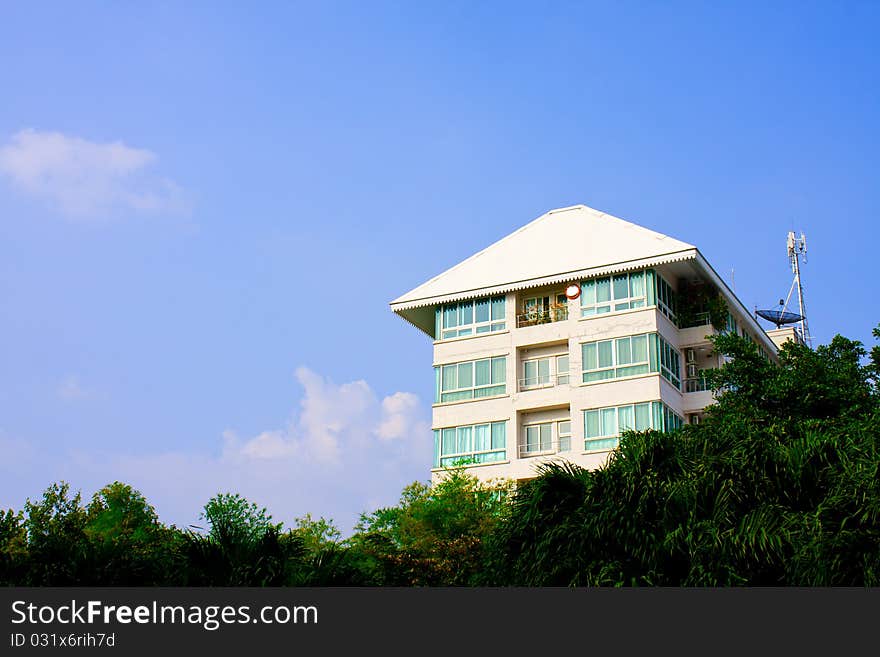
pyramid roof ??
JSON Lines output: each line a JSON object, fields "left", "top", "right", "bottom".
{"left": 390, "top": 205, "right": 697, "bottom": 335}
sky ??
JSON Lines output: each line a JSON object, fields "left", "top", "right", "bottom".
{"left": 1, "top": 1, "right": 878, "bottom": 534}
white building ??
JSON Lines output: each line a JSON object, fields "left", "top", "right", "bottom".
{"left": 390, "top": 205, "right": 788, "bottom": 484}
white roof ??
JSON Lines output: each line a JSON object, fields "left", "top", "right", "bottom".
{"left": 390, "top": 204, "right": 781, "bottom": 356}
{"left": 390, "top": 205, "right": 696, "bottom": 334}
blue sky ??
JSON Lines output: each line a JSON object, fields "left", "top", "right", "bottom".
{"left": 1, "top": 2, "right": 878, "bottom": 533}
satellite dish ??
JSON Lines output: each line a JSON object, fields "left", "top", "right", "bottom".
{"left": 755, "top": 309, "right": 804, "bottom": 328}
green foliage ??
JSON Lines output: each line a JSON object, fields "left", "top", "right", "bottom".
{"left": 184, "top": 493, "right": 302, "bottom": 585}
{"left": 352, "top": 470, "right": 510, "bottom": 585}
{"left": 490, "top": 326, "right": 880, "bottom": 586}
{"left": 84, "top": 482, "right": 179, "bottom": 585}
{"left": 0, "top": 509, "right": 27, "bottom": 585}
{"left": 291, "top": 513, "right": 342, "bottom": 553}
{"left": 201, "top": 493, "right": 281, "bottom": 542}
{"left": 23, "top": 482, "right": 89, "bottom": 585}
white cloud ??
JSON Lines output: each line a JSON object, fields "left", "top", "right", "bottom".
{"left": 376, "top": 392, "right": 423, "bottom": 441}
{"left": 0, "top": 129, "right": 189, "bottom": 219}
{"left": 4, "top": 367, "right": 432, "bottom": 534}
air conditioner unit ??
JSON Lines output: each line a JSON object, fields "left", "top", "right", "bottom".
{"left": 687, "top": 363, "right": 698, "bottom": 378}
{"left": 686, "top": 348, "right": 696, "bottom": 363}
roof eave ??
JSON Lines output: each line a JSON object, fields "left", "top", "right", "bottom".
{"left": 389, "top": 248, "right": 699, "bottom": 312}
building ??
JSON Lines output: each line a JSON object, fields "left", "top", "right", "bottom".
{"left": 390, "top": 205, "right": 784, "bottom": 484}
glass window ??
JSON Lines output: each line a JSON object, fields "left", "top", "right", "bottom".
{"left": 475, "top": 298, "right": 490, "bottom": 323}
{"left": 459, "top": 303, "right": 473, "bottom": 326}
{"left": 491, "top": 296, "right": 505, "bottom": 321}
{"left": 598, "top": 341, "right": 614, "bottom": 368}
{"left": 582, "top": 334, "right": 651, "bottom": 382}
{"left": 558, "top": 420, "right": 571, "bottom": 452}
{"left": 474, "top": 424, "right": 490, "bottom": 452}
{"left": 557, "top": 355, "right": 569, "bottom": 385}
{"left": 634, "top": 403, "right": 651, "bottom": 431}
{"left": 655, "top": 273, "right": 677, "bottom": 322}
{"left": 618, "top": 405, "right": 634, "bottom": 432}
{"left": 582, "top": 401, "right": 681, "bottom": 454}
{"left": 617, "top": 337, "right": 632, "bottom": 365}
{"left": 583, "top": 343, "right": 597, "bottom": 371}
{"left": 437, "top": 357, "right": 506, "bottom": 402}
{"left": 521, "top": 421, "right": 557, "bottom": 456}
{"left": 491, "top": 357, "right": 506, "bottom": 383}
{"left": 441, "top": 428, "right": 456, "bottom": 454}
{"left": 456, "top": 426, "right": 472, "bottom": 454}
{"left": 581, "top": 270, "right": 650, "bottom": 317}
{"left": 632, "top": 334, "right": 648, "bottom": 363}
{"left": 443, "top": 305, "right": 457, "bottom": 329}
{"left": 436, "top": 420, "right": 507, "bottom": 467}
{"left": 441, "top": 365, "right": 457, "bottom": 391}
{"left": 437, "top": 296, "right": 505, "bottom": 340}
{"left": 491, "top": 422, "right": 505, "bottom": 450}
{"left": 655, "top": 334, "right": 681, "bottom": 389}
{"left": 613, "top": 275, "right": 629, "bottom": 302}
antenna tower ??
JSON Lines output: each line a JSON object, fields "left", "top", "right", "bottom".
{"left": 785, "top": 231, "right": 811, "bottom": 347}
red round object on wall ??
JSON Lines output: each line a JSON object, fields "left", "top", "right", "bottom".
{"left": 565, "top": 284, "right": 581, "bottom": 300}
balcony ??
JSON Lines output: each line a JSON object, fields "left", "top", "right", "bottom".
{"left": 516, "top": 304, "right": 569, "bottom": 328}
{"left": 518, "top": 372, "right": 570, "bottom": 392}
{"left": 518, "top": 437, "right": 572, "bottom": 459}
{"left": 679, "top": 311, "right": 712, "bottom": 329}
{"left": 684, "top": 377, "right": 710, "bottom": 393}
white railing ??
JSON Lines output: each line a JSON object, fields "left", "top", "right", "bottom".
{"left": 518, "top": 373, "right": 570, "bottom": 392}
{"left": 516, "top": 305, "right": 569, "bottom": 328}
{"left": 518, "top": 438, "right": 572, "bottom": 459}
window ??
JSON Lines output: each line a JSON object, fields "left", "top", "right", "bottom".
{"left": 556, "top": 354, "right": 569, "bottom": 385}
{"left": 578, "top": 269, "right": 680, "bottom": 322}
{"left": 433, "top": 421, "right": 506, "bottom": 467}
{"left": 656, "top": 274, "right": 677, "bottom": 322}
{"left": 584, "top": 401, "right": 682, "bottom": 452}
{"left": 435, "top": 296, "right": 505, "bottom": 340}
{"left": 522, "top": 422, "right": 552, "bottom": 455}
{"left": 581, "top": 333, "right": 681, "bottom": 387}
{"left": 519, "top": 418, "right": 571, "bottom": 457}
{"left": 581, "top": 271, "right": 647, "bottom": 317}
{"left": 582, "top": 334, "right": 649, "bottom": 382}
{"left": 522, "top": 357, "right": 550, "bottom": 389}
{"left": 662, "top": 404, "right": 684, "bottom": 432}
{"left": 520, "top": 353, "right": 569, "bottom": 390}
{"left": 557, "top": 420, "right": 571, "bottom": 451}
{"left": 519, "top": 293, "right": 568, "bottom": 326}
{"left": 434, "top": 356, "right": 506, "bottom": 403}
{"left": 657, "top": 334, "right": 681, "bottom": 389}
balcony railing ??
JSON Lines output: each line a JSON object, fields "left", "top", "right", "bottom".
{"left": 516, "top": 305, "right": 569, "bottom": 328}
{"left": 518, "top": 438, "right": 572, "bottom": 459}
{"left": 518, "top": 373, "right": 570, "bottom": 392}
{"left": 684, "top": 377, "right": 710, "bottom": 393}
{"left": 679, "top": 311, "right": 712, "bottom": 330}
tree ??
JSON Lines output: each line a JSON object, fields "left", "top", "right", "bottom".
{"left": 201, "top": 493, "right": 280, "bottom": 542}
{"left": 84, "top": 482, "right": 179, "bottom": 585}
{"left": 182, "top": 493, "right": 304, "bottom": 585}
{"left": 488, "top": 327, "right": 880, "bottom": 586}
{"left": 353, "top": 470, "right": 510, "bottom": 585}
{"left": 23, "top": 482, "right": 89, "bottom": 585}
{"left": 0, "top": 509, "right": 27, "bottom": 585}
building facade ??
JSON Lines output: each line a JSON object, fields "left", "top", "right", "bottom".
{"left": 390, "top": 205, "right": 783, "bottom": 484}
